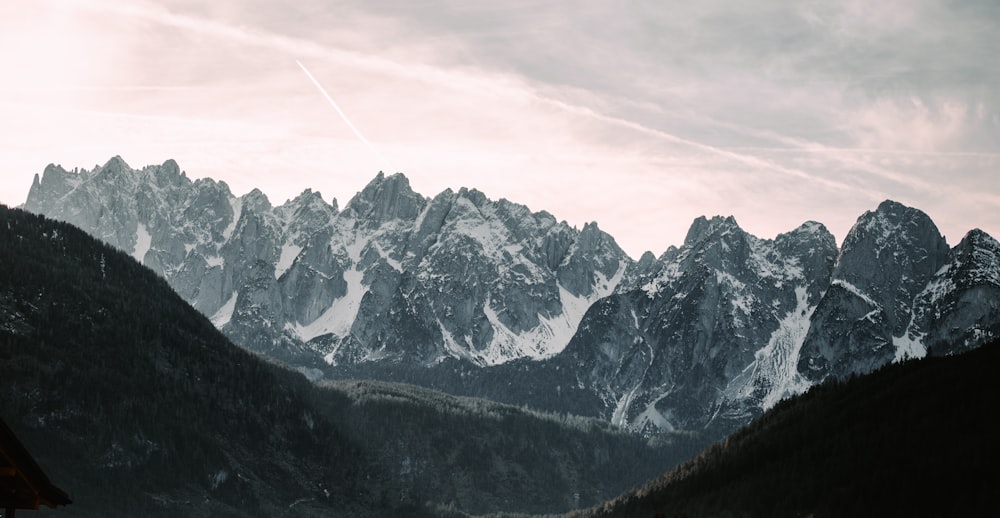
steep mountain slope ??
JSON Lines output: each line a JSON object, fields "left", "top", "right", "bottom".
{"left": 914, "top": 229, "right": 1000, "bottom": 353}
{"left": 0, "top": 205, "right": 689, "bottom": 516}
{"left": 22, "top": 159, "right": 1000, "bottom": 440}
{"left": 556, "top": 217, "right": 838, "bottom": 435}
{"left": 570, "top": 339, "right": 1000, "bottom": 518}
{"left": 798, "top": 200, "right": 952, "bottom": 379}
{"left": 0, "top": 206, "right": 369, "bottom": 517}
{"left": 24, "top": 158, "right": 629, "bottom": 373}
{"left": 552, "top": 201, "right": 1000, "bottom": 435}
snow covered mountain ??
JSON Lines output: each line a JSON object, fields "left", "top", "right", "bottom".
{"left": 23, "top": 157, "right": 1000, "bottom": 436}
{"left": 24, "top": 157, "right": 628, "bottom": 375}
{"left": 557, "top": 200, "right": 1000, "bottom": 434}
{"left": 797, "top": 200, "right": 952, "bottom": 379}
{"left": 554, "top": 216, "right": 839, "bottom": 434}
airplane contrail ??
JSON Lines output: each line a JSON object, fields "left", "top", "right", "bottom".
{"left": 296, "top": 60, "right": 395, "bottom": 173}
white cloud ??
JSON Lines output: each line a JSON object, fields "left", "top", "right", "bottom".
{"left": 850, "top": 96, "right": 970, "bottom": 152}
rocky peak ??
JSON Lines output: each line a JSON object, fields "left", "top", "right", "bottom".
{"left": 839, "top": 200, "right": 948, "bottom": 264}
{"left": 150, "top": 159, "right": 188, "bottom": 187}
{"left": 952, "top": 229, "right": 1000, "bottom": 287}
{"left": 494, "top": 199, "right": 559, "bottom": 243}
{"left": 278, "top": 189, "right": 338, "bottom": 239}
{"left": 570, "top": 222, "right": 605, "bottom": 258}
{"left": 457, "top": 187, "right": 489, "bottom": 208}
{"left": 345, "top": 172, "right": 424, "bottom": 225}
{"left": 557, "top": 221, "right": 628, "bottom": 298}
{"left": 684, "top": 215, "right": 741, "bottom": 246}
{"left": 620, "top": 250, "right": 663, "bottom": 291}
{"left": 777, "top": 221, "right": 832, "bottom": 243}
{"left": 99, "top": 155, "right": 130, "bottom": 176}
{"left": 26, "top": 165, "right": 78, "bottom": 210}
{"left": 38, "top": 163, "right": 71, "bottom": 185}
{"left": 242, "top": 188, "right": 272, "bottom": 213}
{"left": 774, "top": 221, "right": 836, "bottom": 257}
{"left": 636, "top": 250, "right": 657, "bottom": 267}
{"left": 957, "top": 228, "right": 1000, "bottom": 255}
{"left": 774, "top": 221, "right": 838, "bottom": 281}
{"left": 577, "top": 222, "right": 626, "bottom": 267}
{"left": 678, "top": 215, "right": 751, "bottom": 276}
{"left": 402, "top": 188, "right": 456, "bottom": 266}
{"left": 285, "top": 188, "right": 333, "bottom": 211}
{"left": 160, "top": 158, "right": 181, "bottom": 176}
{"left": 656, "top": 245, "right": 681, "bottom": 264}
{"left": 835, "top": 200, "right": 950, "bottom": 299}
{"left": 798, "top": 201, "right": 954, "bottom": 382}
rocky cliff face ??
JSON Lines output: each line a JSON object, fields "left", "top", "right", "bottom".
{"left": 23, "top": 157, "right": 1000, "bottom": 436}
{"left": 902, "top": 229, "right": 1000, "bottom": 356}
{"left": 800, "top": 201, "right": 956, "bottom": 381}
{"left": 25, "top": 157, "right": 629, "bottom": 375}
{"left": 553, "top": 201, "right": 1000, "bottom": 434}
{"left": 556, "top": 217, "right": 839, "bottom": 434}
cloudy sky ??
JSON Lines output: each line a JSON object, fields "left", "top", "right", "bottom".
{"left": 2, "top": 0, "right": 998, "bottom": 257}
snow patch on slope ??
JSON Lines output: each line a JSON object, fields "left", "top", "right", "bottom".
{"left": 211, "top": 291, "right": 238, "bottom": 328}
{"left": 222, "top": 197, "right": 242, "bottom": 241}
{"left": 716, "top": 270, "right": 756, "bottom": 324}
{"left": 299, "top": 268, "right": 367, "bottom": 343}
{"left": 831, "top": 279, "right": 879, "bottom": 306}
{"left": 456, "top": 215, "right": 507, "bottom": 259}
{"left": 633, "top": 392, "right": 676, "bottom": 432}
{"left": 893, "top": 329, "right": 927, "bottom": 362}
{"left": 893, "top": 273, "right": 953, "bottom": 362}
{"left": 133, "top": 223, "right": 152, "bottom": 263}
{"left": 342, "top": 234, "right": 367, "bottom": 263}
{"left": 641, "top": 262, "right": 683, "bottom": 298}
{"left": 373, "top": 242, "right": 402, "bottom": 272}
{"left": 726, "top": 285, "right": 815, "bottom": 410}
{"left": 438, "top": 322, "right": 474, "bottom": 363}
{"left": 468, "top": 262, "right": 627, "bottom": 365}
{"left": 479, "top": 302, "right": 539, "bottom": 365}
{"left": 612, "top": 386, "right": 641, "bottom": 428}
{"left": 275, "top": 243, "right": 303, "bottom": 279}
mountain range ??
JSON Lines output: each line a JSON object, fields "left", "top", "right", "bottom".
{"left": 23, "top": 157, "right": 1000, "bottom": 437}
{"left": 0, "top": 204, "right": 694, "bottom": 517}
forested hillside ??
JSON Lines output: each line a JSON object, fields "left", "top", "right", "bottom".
{"left": 571, "top": 339, "right": 1000, "bottom": 517}
{"left": 318, "top": 380, "right": 704, "bottom": 515}
{"left": 0, "top": 206, "right": 374, "bottom": 517}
